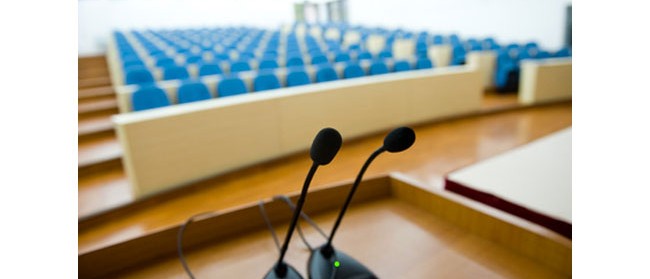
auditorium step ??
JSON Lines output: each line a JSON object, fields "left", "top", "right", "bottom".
{"left": 79, "top": 76, "right": 111, "bottom": 89}
{"left": 78, "top": 98, "right": 118, "bottom": 118}
{"left": 79, "top": 86, "right": 114, "bottom": 100}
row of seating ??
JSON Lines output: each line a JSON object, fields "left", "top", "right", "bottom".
{"left": 131, "top": 58, "right": 435, "bottom": 111}
{"left": 115, "top": 26, "right": 491, "bottom": 85}
{"left": 115, "top": 24, "right": 572, "bottom": 96}
{"left": 494, "top": 44, "right": 572, "bottom": 92}
{"left": 122, "top": 48, "right": 412, "bottom": 85}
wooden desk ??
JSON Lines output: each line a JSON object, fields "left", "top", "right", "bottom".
{"left": 80, "top": 175, "right": 570, "bottom": 278}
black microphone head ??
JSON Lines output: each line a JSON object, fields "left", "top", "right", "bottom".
{"left": 310, "top": 127, "right": 343, "bottom": 165}
{"left": 383, "top": 127, "right": 416, "bottom": 153}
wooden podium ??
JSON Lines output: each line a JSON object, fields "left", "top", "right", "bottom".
{"left": 79, "top": 174, "right": 571, "bottom": 278}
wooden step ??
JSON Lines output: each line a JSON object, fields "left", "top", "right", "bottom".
{"left": 79, "top": 86, "right": 115, "bottom": 100}
{"left": 79, "top": 68, "right": 110, "bottom": 80}
{"left": 79, "top": 99, "right": 118, "bottom": 118}
{"left": 79, "top": 76, "right": 111, "bottom": 89}
{"left": 79, "top": 115, "right": 115, "bottom": 140}
{"left": 78, "top": 133, "right": 122, "bottom": 174}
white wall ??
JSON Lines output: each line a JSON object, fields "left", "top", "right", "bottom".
{"left": 78, "top": 0, "right": 571, "bottom": 57}
{"left": 348, "top": 0, "right": 571, "bottom": 50}
{"left": 78, "top": 0, "right": 296, "bottom": 56}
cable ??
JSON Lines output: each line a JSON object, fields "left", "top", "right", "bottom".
{"left": 177, "top": 211, "right": 218, "bottom": 279}
{"left": 258, "top": 200, "right": 281, "bottom": 251}
{"left": 274, "top": 195, "right": 328, "bottom": 239}
{"left": 177, "top": 197, "right": 330, "bottom": 278}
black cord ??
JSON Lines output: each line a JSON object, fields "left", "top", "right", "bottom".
{"left": 274, "top": 195, "right": 328, "bottom": 239}
{"left": 177, "top": 211, "right": 218, "bottom": 279}
{"left": 177, "top": 196, "right": 331, "bottom": 278}
{"left": 258, "top": 200, "right": 281, "bottom": 251}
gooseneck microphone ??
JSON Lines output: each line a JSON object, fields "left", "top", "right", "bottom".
{"left": 264, "top": 127, "right": 343, "bottom": 279}
{"left": 308, "top": 127, "right": 416, "bottom": 279}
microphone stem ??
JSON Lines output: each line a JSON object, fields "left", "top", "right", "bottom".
{"left": 276, "top": 163, "right": 319, "bottom": 269}
{"left": 326, "top": 147, "right": 384, "bottom": 248}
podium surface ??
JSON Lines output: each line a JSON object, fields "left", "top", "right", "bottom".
{"left": 80, "top": 175, "right": 571, "bottom": 278}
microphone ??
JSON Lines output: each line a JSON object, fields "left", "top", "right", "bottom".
{"left": 308, "top": 127, "right": 416, "bottom": 279}
{"left": 264, "top": 127, "right": 343, "bottom": 279}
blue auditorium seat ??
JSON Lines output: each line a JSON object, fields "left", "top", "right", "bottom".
{"left": 311, "top": 55, "right": 329, "bottom": 65}
{"left": 155, "top": 57, "right": 176, "bottom": 67}
{"left": 416, "top": 58, "right": 433, "bottom": 69}
{"left": 451, "top": 45, "right": 467, "bottom": 65}
{"left": 122, "top": 59, "right": 145, "bottom": 68}
{"left": 217, "top": 76, "right": 248, "bottom": 97}
{"left": 315, "top": 65, "right": 339, "bottom": 82}
{"left": 230, "top": 61, "right": 251, "bottom": 73}
{"left": 253, "top": 72, "right": 282, "bottom": 91}
{"left": 334, "top": 52, "right": 351, "bottom": 63}
{"left": 132, "top": 85, "right": 170, "bottom": 111}
{"left": 357, "top": 51, "right": 373, "bottom": 60}
{"left": 393, "top": 60, "right": 411, "bottom": 72}
{"left": 259, "top": 60, "right": 279, "bottom": 70}
{"left": 378, "top": 50, "right": 393, "bottom": 59}
{"left": 162, "top": 65, "right": 190, "bottom": 80}
{"left": 555, "top": 47, "right": 572, "bottom": 57}
{"left": 198, "top": 63, "right": 223, "bottom": 76}
{"left": 369, "top": 61, "right": 389, "bottom": 75}
{"left": 239, "top": 52, "right": 255, "bottom": 61}
{"left": 185, "top": 55, "right": 203, "bottom": 64}
{"left": 286, "top": 68, "right": 311, "bottom": 87}
{"left": 343, "top": 63, "right": 365, "bottom": 79}
{"left": 125, "top": 66, "right": 154, "bottom": 85}
{"left": 177, "top": 81, "right": 211, "bottom": 104}
{"left": 286, "top": 56, "right": 304, "bottom": 67}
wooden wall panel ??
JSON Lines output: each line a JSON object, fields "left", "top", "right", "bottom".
{"left": 519, "top": 58, "right": 572, "bottom": 105}
{"left": 114, "top": 66, "right": 483, "bottom": 197}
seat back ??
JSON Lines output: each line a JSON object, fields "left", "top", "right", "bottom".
{"left": 357, "top": 51, "right": 373, "bottom": 60}
{"left": 125, "top": 66, "right": 154, "bottom": 85}
{"left": 217, "top": 76, "right": 248, "bottom": 97}
{"left": 286, "top": 69, "right": 311, "bottom": 87}
{"left": 254, "top": 72, "right": 281, "bottom": 91}
{"left": 315, "top": 65, "right": 339, "bottom": 82}
{"left": 343, "top": 63, "right": 365, "bottom": 79}
{"left": 259, "top": 60, "right": 279, "bottom": 70}
{"left": 334, "top": 52, "right": 351, "bottom": 63}
{"left": 416, "top": 58, "right": 433, "bottom": 69}
{"left": 369, "top": 61, "right": 389, "bottom": 75}
{"left": 132, "top": 85, "right": 171, "bottom": 111}
{"left": 230, "top": 61, "right": 251, "bottom": 73}
{"left": 311, "top": 55, "right": 329, "bottom": 65}
{"left": 162, "top": 65, "right": 190, "bottom": 80}
{"left": 185, "top": 55, "right": 203, "bottom": 64}
{"left": 393, "top": 60, "right": 411, "bottom": 72}
{"left": 155, "top": 57, "right": 176, "bottom": 67}
{"left": 286, "top": 56, "right": 304, "bottom": 67}
{"left": 177, "top": 81, "right": 211, "bottom": 104}
{"left": 198, "top": 63, "right": 223, "bottom": 76}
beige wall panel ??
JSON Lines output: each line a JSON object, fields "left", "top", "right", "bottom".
{"left": 428, "top": 45, "right": 452, "bottom": 67}
{"left": 402, "top": 69, "right": 482, "bottom": 124}
{"left": 277, "top": 77, "right": 410, "bottom": 153}
{"left": 519, "top": 58, "right": 572, "bottom": 105}
{"left": 466, "top": 50, "right": 496, "bottom": 88}
{"left": 116, "top": 98, "right": 283, "bottom": 197}
{"left": 115, "top": 67, "right": 483, "bottom": 197}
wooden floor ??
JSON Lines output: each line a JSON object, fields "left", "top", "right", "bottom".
{"left": 78, "top": 57, "right": 572, "bottom": 256}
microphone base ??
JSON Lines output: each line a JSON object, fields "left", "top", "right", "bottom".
{"left": 307, "top": 245, "right": 377, "bottom": 279}
{"left": 264, "top": 263, "right": 303, "bottom": 279}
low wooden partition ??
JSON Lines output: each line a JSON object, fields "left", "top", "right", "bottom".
{"left": 113, "top": 66, "right": 482, "bottom": 197}
{"left": 466, "top": 50, "right": 496, "bottom": 89}
{"left": 79, "top": 174, "right": 571, "bottom": 278}
{"left": 519, "top": 58, "right": 572, "bottom": 105}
